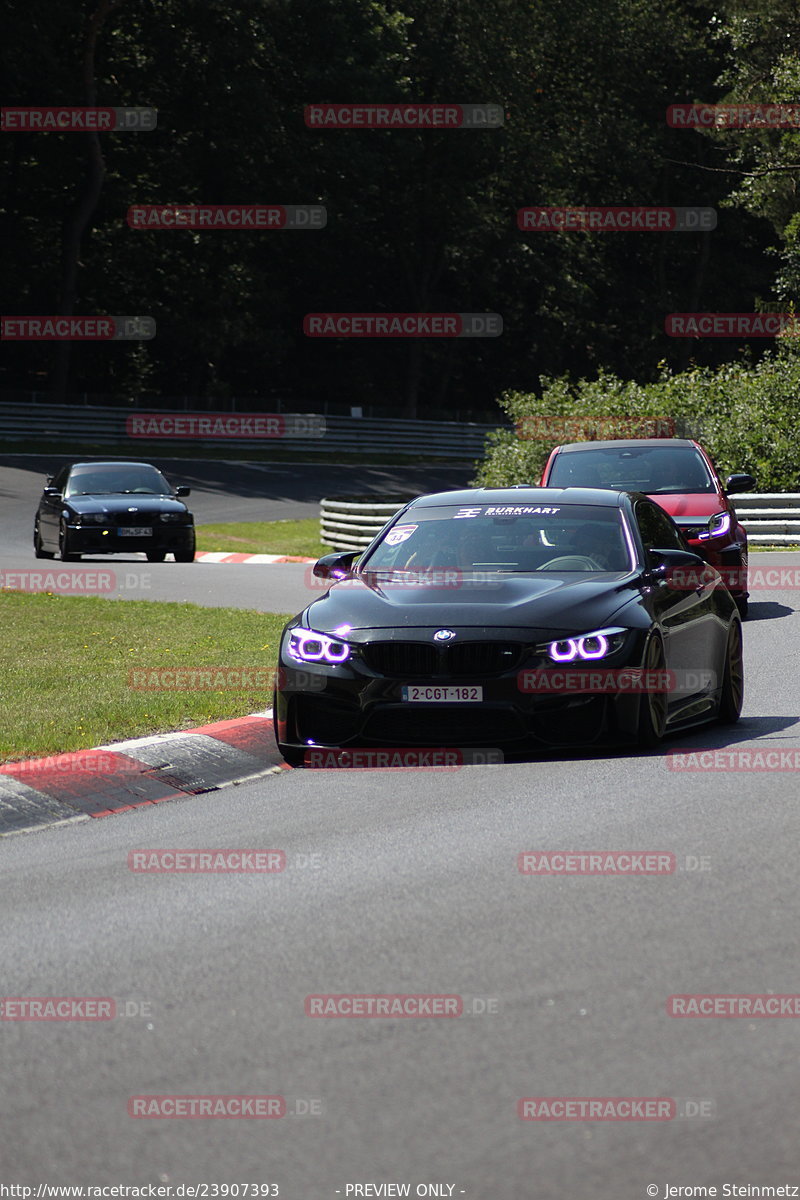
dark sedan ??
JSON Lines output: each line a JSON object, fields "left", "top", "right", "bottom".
{"left": 34, "top": 461, "right": 195, "bottom": 562}
{"left": 274, "top": 487, "right": 743, "bottom": 764}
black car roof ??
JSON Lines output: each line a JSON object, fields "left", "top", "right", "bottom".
{"left": 556, "top": 438, "right": 696, "bottom": 452}
{"left": 68, "top": 461, "right": 158, "bottom": 469}
{"left": 407, "top": 487, "right": 629, "bottom": 509}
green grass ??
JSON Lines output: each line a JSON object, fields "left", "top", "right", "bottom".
{"left": 750, "top": 544, "right": 800, "bottom": 552}
{"left": 196, "top": 518, "right": 332, "bottom": 557}
{"left": 0, "top": 592, "right": 290, "bottom": 763}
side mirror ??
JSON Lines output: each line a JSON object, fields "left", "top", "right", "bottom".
{"left": 43, "top": 486, "right": 60, "bottom": 496}
{"left": 725, "top": 473, "right": 756, "bottom": 494}
{"left": 647, "top": 547, "right": 706, "bottom": 573}
{"left": 312, "top": 551, "right": 361, "bottom": 580}
{"left": 175, "top": 485, "right": 191, "bottom": 497}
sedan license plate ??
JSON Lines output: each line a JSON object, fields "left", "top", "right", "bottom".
{"left": 118, "top": 526, "right": 153, "bottom": 537}
{"left": 401, "top": 685, "right": 483, "bottom": 703}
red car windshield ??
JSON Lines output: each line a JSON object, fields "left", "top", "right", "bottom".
{"left": 548, "top": 446, "right": 715, "bottom": 495}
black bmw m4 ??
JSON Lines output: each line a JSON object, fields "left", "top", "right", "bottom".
{"left": 274, "top": 487, "right": 743, "bottom": 764}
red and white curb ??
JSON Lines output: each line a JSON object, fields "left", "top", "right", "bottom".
{"left": 0, "top": 709, "right": 284, "bottom": 836}
{"left": 195, "top": 552, "right": 315, "bottom": 564}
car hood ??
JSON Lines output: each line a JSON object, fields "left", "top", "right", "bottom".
{"left": 305, "top": 571, "right": 638, "bottom": 636}
{"left": 648, "top": 492, "right": 723, "bottom": 519}
{"left": 65, "top": 494, "right": 188, "bottom": 515}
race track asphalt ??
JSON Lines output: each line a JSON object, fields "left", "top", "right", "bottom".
{"left": 1, "top": 454, "right": 799, "bottom": 1194}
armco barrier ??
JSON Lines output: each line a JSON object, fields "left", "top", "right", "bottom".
{"left": 319, "top": 494, "right": 800, "bottom": 552}
{"left": 0, "top": 402, "right": 499, "bottom": 459}
{"left": 732, "top": 495, "right": 800, "bottom": 544}
{"left": 320, "top": 497, "right": 414, "bottom": 550}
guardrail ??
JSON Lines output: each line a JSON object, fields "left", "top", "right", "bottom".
{"left": 734, "top": 494, "right": 800, "bottom": 544}
{"left": 0, "top": 402, "right": 499, "bottom": 459}
{"left": 320, "top": 494, "right": 800, "bottom": 552}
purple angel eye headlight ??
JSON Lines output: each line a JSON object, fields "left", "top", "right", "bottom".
{"left": 288, "top": 629, "right": 351, "bottom": 664}
{"left": 543, "top": 628, "right": 625, "bottom": 663}
{"left": 578, "top": 634, "right": 608, "bottom": 659}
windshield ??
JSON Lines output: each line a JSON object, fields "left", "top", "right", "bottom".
{"left": 548, "top": 445, "right": 715, "bottom": 494}
{"left": 65, "top": 465, "right": 172, "bottom": 497}
{"left": 362, "top": 503, "right": 634, "bottom": 573}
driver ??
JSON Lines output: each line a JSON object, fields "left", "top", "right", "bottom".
{"left": 569, "top": 523, "right": 623, "bottom": 569}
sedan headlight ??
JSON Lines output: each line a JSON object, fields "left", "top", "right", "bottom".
{"left": 159, "top": 512, "right": 191, "bottom": 523}
{"left": 539, "top": 627, "right": 628, "bottom": 663}
{"left": 73, "top": 512, "right": 106, "bottom": 526}
{"left": 288, "top": 628, "right": 351, "bottom": 664}
{"left": 698, "top": 512, "right": 731, "bottom": 540}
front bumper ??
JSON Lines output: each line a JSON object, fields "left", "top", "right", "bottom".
{"left": 66, "top": 523, "right": 195, "bottom": 554}
{"left": 274, "top": 630, "right": 653, "bottom": 751}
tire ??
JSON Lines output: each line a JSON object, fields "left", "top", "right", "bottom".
{"left": 146, "top": 550, "right": 167, "bottom": 562}
{"left": 34, "top": 520, "right": 54, "bottom": 559}
{"left": 174, "top": 534, "right": 196, "bottom": 563}
{"left": 58, "top": 522, "right": 80, "bottom": 562}
{"left": 277, "top": 743, "right": 306, "bottom": 767}
{"left": 637, "top": 635, "right": 668, "bottom": 748}
{"left": 718, "top": 619, "right": 744, "bottom": 725}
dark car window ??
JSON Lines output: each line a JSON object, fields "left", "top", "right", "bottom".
{"left": 361, "top": 503, "right": 633, "bottom": 573}
{"left": 548, "top": 446, "right": 715, "bottom": 494}
{"left": 64, "top": 464, "right": 171, "bottom": 497}
{"left": 50, "top": 467, "right": 69, "bottom": 492}
{"left": 635, "top": 500, "right": 687, "bottom": 551}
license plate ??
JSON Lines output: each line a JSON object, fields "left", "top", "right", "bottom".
{"left": 118, "top": 527, "right": 152, "bottom": 537}
{"left": 401, "top": 685, "right": 483, "bottom": 703}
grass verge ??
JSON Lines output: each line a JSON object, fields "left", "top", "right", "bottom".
{"left": 196, "top": 518, "right": 332, "bottom": 557}
{"left": 0, "top": 592, "right": 290, "bottom": 763}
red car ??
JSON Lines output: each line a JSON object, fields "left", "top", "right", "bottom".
{"left": 540, "top": 438, "right": 755, "bottom": 615}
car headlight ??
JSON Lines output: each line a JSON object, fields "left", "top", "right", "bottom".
{"left": 698, "top": 512, "right": 731, "bottom": 540}
{"left": 288, "top": 628, "right": 351, "bottom": 664}
{"left": 159, "top": 512, "right": 190, "bottom": 523}
{"left": 539, "top": 627, "right": 628, "bottom": 663}
{"left": 74, "top": 512, "right": 106, "bottom": 526}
